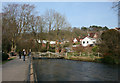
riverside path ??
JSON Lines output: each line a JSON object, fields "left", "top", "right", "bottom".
{"left": 2, "top": 56, "right": 28, "bottom": 82}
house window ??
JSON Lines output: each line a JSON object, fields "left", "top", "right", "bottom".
{"left": 87, "top": 41, "right": 89, "bottom": 43}
{"left": 83, "top": 41, "right": 85, "bottom": 44}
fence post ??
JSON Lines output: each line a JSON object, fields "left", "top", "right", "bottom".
{"left": 88, "top": 52, "right": 89, "bottom": 56}
{"left": 66, "top": 52, "right": 67, "bottom": 57}
{"left": 49, "top": 53, "right": 50, "bottom": 57}
{"left": 98, "top": 52, "right": 99, "bottom": 57}
{"left": 80, "top": 52, "right": 81, "bottom": 56}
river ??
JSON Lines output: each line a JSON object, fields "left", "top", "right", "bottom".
{"left": 33, "top": 59, "right": 119, "bottom": 81}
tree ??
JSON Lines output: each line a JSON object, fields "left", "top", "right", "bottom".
{"left": 0, "top": 13, "right": 1, "bottom": 51}
{"left": 44, "top": 9, "right": 56, "bottom": 32}
{"left": 112, "top": 1, "right": 120, "bottom": 27}
{"left": 81, "top": 26, "right": 88, "bottom": 31}
{"left": 2, "top": 5, "right": 18, "bottom": 52}
{"left": 99, "top": 29, "right": 120, "bottom": 64}
{"left": 89, "top": 25, "right": 103, "bottom": 31}
{"left": 2, "top": 4, "right": 71, "bottom": 52}
{"left": 2, "top": 4, "right": 37, "bottom": 52}
{"left": 44, "top": 9, "right": 70, "bottom": 33}
{"left": 72, "top": 27, "right": 87, "bottom": 38}
{"left": 34, "top": 16, "right": 46, "bottom": 51}
{"left": 102, "top": 26, "right": 108, "bottom": 31}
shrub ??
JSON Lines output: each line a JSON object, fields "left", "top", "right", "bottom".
{"left": 2, "top": 52, "right": 9, "bottom": 61}
{"left": 50, "top": 47, "right": 55, "bottom": 49}
{"left": 40, "top": 48, "right": 47, "bottom": 52}
{"left": 63, "top": 43, "right": 70, "bottom": 47}
{"left": 48, "top": 49, "right": 55, "bottom": 52}
{"left": 99, "top": 29, "right": 120, "bottom": 64}
{"left": 73, "top": 43, "right": 76, "bottom": 45}
{"left": 101, "top": 55, "right": 120, "bottom": 64}
{"left": 92, "top": 46, "right": 98, "bottom": 52}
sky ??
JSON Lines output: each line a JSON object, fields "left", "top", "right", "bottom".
{"left": 1, "top": 2, "right": 118, "bottom": 29}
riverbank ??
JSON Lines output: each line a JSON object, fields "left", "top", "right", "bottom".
{"left": 64, "top": 56, "right": 103, "bottom": 63}
{"left": 32, "top": 55, "right": 103, "bottom": 63}
{"left": 31, "top": 52, "right": 103, "bottom": 63}
{"left": 2, "top": 56, "right": 16, "bottom": 64}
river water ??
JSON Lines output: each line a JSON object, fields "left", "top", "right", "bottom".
{"left": 33, "top": 59, "right": 119, "bottom": 81}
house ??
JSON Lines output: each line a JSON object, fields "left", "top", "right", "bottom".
{"left": 81, "top": 37, "right": 96, "bottom": 47}
{"left": 79, "top": 37, "right": 85, "bottom": 45}
{"left": 50, "top": 41, "right": 56, "bottom": 47}
{"left": 63, "top": 40, "right": 69, "bottom": 43}
{"left": 50, "top": 41, "right": 56, "bottom": 45}
{"left": 87, "top": 33, "right": 98, "bottom": 38}
{"left": 37, "top": 39, "right": 47, "bottom": 47}
{"left": 72, "top": 38, "right": 80, "bottom": 43}
{"left": 81, "top": 33, "right": 98, "bottom": 47}
{"left": 114, "top": 27, "right": 120, "bottom": 32}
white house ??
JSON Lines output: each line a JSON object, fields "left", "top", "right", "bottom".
{"left": 73, "top": 38, "right": 79, "bottom": 43}
{"left": 81, "top": 37, "right": 96, "bottom": 47}
{"left": 50, "top": 41, "right": 56, "bottom": 45}
{"left": 37, "top": 39, "right": 47, "bottom": 44}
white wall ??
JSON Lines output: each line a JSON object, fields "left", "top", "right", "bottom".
{"left": 82, "top": 37, "right": 96, "bottom": 47}
{"left": 73, "top": 38, "right": 78, "bottom": 43}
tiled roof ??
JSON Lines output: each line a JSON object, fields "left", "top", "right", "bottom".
{"left": 88, "top": 33, "right": 95, "bottom": 38}
{"left": 115, "top": 28, "right": 120, "bottom": 30}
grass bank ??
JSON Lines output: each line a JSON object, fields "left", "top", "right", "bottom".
{"left": 64, "top": 56, "right": 103, "bottom": 63}
{"left": 1, "top": 57, "right": 16, "bottom": 64}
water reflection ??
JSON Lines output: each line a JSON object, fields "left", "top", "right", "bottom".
{"left": 33, "top": 59, "right": 118, "bottom": 81}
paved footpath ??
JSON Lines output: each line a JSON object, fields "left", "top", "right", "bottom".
{"left": 2, "top": 56, "right": 29, "bottom": 82}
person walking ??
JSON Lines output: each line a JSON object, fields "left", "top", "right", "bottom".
{"left": 19, "top": 50, "right": 22, "bottom": 59}
{"left": 23, "top": 49, "right": 26, "bottom": 61}
{"left": 28, "top": 49, "right": 31, "bottom": 58}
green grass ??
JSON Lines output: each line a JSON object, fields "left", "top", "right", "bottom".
{"left": 64, "top": 55, "right": 103, "bottom": 63}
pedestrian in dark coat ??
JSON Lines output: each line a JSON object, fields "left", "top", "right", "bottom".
{"left": 19, "top": 50, "right": 21, "bottom": 59}
{"left": 28, "top": 49, "right": 31, "bottom": 57}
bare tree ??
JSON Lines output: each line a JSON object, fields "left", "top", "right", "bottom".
{"left": 2, "top": 4, "right": 37, "bottom": 52}
{"left": 44, "top": 9, "right": 70, "bottom": 40}
{"left": 2, "top": 4, "right": 19, "bottom": 52}
{"left": 112, "top": 1, "right": 120, "bottom": 27}
{"left": 17, "top": 4, "right": 36, "bottom": 34}
{"left": 44, "top": 9, "right": 56, "bottom": 32}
